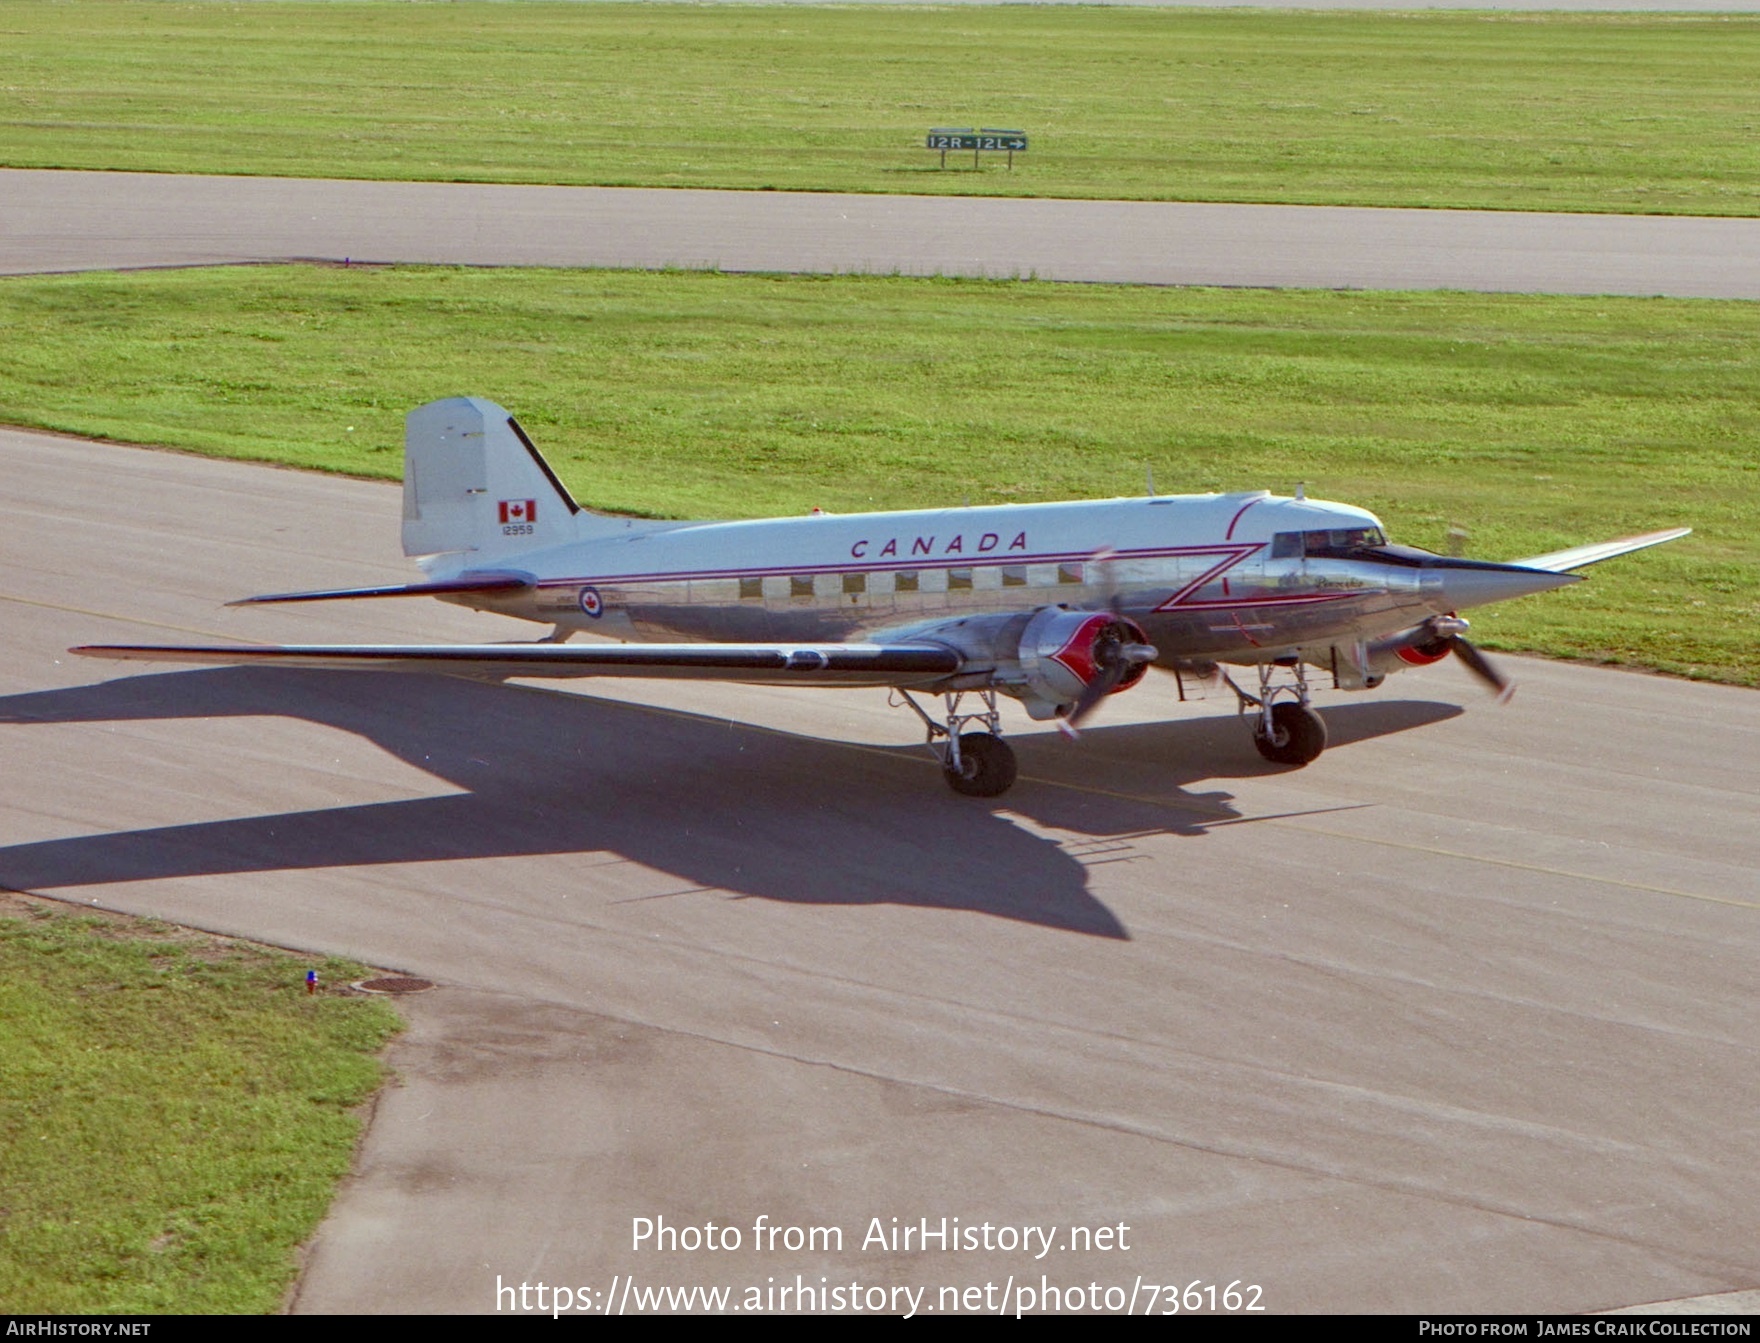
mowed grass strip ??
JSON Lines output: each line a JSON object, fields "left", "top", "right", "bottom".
{"left": 0, "top": 898, "right": 400, "bottom": 1313}
{"left": 2, "top": 2, "right": 1757, "bottom": 215}
{"left": 0, "top": 264, "right": 1752, "bottom": 682}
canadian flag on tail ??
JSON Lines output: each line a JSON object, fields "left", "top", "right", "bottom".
{"left": 499, "top": 499, "right": 537, "bottom": 524}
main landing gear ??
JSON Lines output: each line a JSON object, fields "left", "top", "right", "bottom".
{"left": 894, "top": 689, "right": 1019, "bottom": 798}
{"left": 1227, "top": 658, "right": 1328, "bottom": 767}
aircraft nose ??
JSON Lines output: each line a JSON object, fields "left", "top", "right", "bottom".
{"left": 1422, "top": 559, "right": 1580, "bottom": 612}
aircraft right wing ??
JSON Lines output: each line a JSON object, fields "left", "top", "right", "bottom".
{"left": 1511, "top": 527, "right": 1691, "bottom": 573}
{"left": 70, "top": 640, "right": 964, "bottom": 689}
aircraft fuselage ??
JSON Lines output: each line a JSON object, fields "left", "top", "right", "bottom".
{"left": 437, "top": 491, "right": 1466, "bottom": 669}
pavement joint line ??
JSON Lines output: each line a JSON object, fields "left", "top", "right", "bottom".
{"left": 1269, "top": 821, "right": 1760, "bottom": 913}
{"left": 582, "top": 887, "right": 1760, "bottom": 1064}
{"left": 1604, "top": 1289, "right": 1760, "bottom": 1315}
{"left": 607, "top": 885, "right": 717, "bottom": 905}
{"left": 0, "top": 590, "right": 253, "bottom": 644}
{"left": 961, "top": 761, "right": 1759, "bottom": 911}
{"left": 1064, "top": 915, "right": 1760, "bottom": 1055}
{"left": 999, "top": 766, "right": 1760, "bottom": 912}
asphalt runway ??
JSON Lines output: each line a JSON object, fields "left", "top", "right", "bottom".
{"left": 3, "top": 424, "right": 1756, "bottom": 1314}
{"left": 6, "top": 168, "right": 1760, "bottom": 298}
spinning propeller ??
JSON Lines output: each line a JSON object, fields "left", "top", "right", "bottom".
{"left": 1063, "top": 619, "right": 1160, "bottom": 733}
{"left": 1418, "top": 615, "right": 1514, "bottom": 702}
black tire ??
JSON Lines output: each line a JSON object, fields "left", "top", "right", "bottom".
{"left": 943, "top": 732, "right": 1018, "bottom": 798}
{"left": 1252, "top": 702, "right": 1328, "bottom": 766}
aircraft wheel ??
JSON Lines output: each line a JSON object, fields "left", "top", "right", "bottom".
{"left": 944, "top": 732, "right": 1018, "bottom": 798}
{"left": 1253, "top": 702, "right": 1328, "bottom": 767}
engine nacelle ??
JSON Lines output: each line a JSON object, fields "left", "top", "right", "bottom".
{"left": 1014, "top": 608, "right": 1153, "bottom": 719}
{"left": 910, "top": 606, "right": 1157, "bottom": 718}
{"left": 1328, "top": 616, "right": 1469, "bottom": 690}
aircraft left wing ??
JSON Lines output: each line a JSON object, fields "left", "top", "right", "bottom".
{"left": 70, "top": 641, "right": 963, "bottom": 689}
{"left": 1511, "top": 527, "right": 1691, "bottom": 573}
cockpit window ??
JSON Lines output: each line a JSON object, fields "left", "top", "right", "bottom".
{"left": 1270, "top": 527, "right": 1387, "bottom": 560}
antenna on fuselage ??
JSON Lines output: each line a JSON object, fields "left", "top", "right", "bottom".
{"left": 1295, "top": 482, "right": 1307, "bottom": 501}
{"left": 1146, "top": 466, "right": 1156, "bottom": 497}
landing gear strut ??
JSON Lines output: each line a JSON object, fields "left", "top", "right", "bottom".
{"left": 894, "top": 689, "right": 1019, "bottom": 798}
{"left": 1227, "top": 658, "right": 1328, "bottom": 767}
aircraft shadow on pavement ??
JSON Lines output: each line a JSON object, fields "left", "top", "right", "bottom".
{"left": 0, "top": 669, "right": 1457, "bottom": 940}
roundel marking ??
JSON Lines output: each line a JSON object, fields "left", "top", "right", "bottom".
{"left": 578, "top": 586, "right": 604, "bottom": 619}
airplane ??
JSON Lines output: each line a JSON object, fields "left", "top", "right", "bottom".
{"left": 74, "top": 397, "right": 1691, "bottom": 799}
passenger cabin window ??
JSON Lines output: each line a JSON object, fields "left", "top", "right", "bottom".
{"left": 895, "top": 571, "right": 920, "bottom": 593}
{"left": 740, "top": 577, "right": 763, "bottom": 600}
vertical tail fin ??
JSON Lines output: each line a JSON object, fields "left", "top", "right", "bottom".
{"left": 401, "top": 398, "right": 585, "bottom": 559}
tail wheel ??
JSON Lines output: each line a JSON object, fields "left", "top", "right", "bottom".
{"left": 944, "top": 732, "right": 1018, "bottom": 798}
{"left": 1253, "top": 702, "right": 1328, "bottom": 767}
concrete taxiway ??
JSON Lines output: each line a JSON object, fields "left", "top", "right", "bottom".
{"left": 5, "top": 168, "right": 1760, "bottom": 298}
{"left": 2, "top": 424, "right": 1756, "bottom": 1313}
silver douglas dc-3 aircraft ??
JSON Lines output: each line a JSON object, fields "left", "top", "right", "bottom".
{"left": 77, "top": 398, "right": 1690, "bottom": 798}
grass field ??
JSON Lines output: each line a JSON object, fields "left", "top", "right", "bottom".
{"left": 0, "top": 263, "right": 1751, "bottom": 682}
{"left": 2, "top": 2, "right": 1758, "bottom": 215}
{"left": 0, "top": 897, "right": 400, "bottom": 1313}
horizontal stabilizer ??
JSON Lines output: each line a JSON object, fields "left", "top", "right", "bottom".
{"left": 228, "top": 572, "right": 534, "bottom": 606}
{"left": 71, "top": 641, "right": 963, "bottom": 689}
{"left": 1513, "top": 528, "right": 1691, "bottom": 574}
